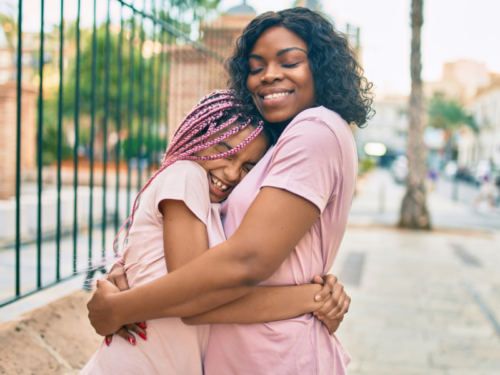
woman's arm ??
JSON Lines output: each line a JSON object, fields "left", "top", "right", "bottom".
{"left": 89, "top": 187, "right": 325, "bottom": 335}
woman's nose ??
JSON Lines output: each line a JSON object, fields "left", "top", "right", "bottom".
{"left": 261, "top": 64, "right": 284, "bottom": 84}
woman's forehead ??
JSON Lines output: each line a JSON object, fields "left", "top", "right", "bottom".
{"left": 251, "top": 26, "right": 307, "bottom": 54}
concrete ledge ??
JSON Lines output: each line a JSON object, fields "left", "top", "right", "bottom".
{"left": 0, "top": 290, "right": 101, "bottom": 374}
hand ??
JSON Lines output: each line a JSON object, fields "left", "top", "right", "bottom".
{"left": 87, "top": 279, "right": 123, "bottom": 336}
{"left": 319, "top": 316, "right": 344, "bottom": 335}
{"left": 100, "top": 263, "right": 148, "bottom": 345}
{"left": 104, "top": 322, "right": 148, "bottom": 346}
{"left": 107, "top": 262, "right": 130, "bottom": 292}
{"left": 312, "top": 274, "right": 351, "bottom": 333}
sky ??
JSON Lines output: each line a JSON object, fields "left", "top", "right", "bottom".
{"left": 220, "top": 0, "right": 500, "bottom": 96}
{"left": 5, "top": 0, "right": 500, "bottom": 96}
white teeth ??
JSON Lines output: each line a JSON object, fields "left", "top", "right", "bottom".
{"left": 263, "top": 91, "right": 291, "bottom": 100}
{"left": 211, "top": 175, "right": 230, "bottom": 192}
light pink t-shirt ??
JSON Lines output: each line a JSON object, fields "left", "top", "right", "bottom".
{"left": 80, "top": 161, "right": 225, "bottom": 375}
{"left": 204, "top": 107, "right": 357, "bottom": 375}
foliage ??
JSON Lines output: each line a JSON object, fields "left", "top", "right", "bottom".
{"left": 428, "top": 94, "right": 477, "bottom": 132}
{"left": 358, "top": 158, "right": 376, "bottom": 176}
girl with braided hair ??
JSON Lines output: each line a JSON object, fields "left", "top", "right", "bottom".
{"left": 81, "top": 90, "right": 346, "bottom": 375}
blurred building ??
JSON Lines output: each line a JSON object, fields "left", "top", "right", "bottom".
{"left": 167, "top": 2, "right": 256, "bottom": 138}
{"left": 467, "top": 76, "right": 500, "bottom": 166}
{"left": 424, "top": 60, "right": 491, "bottom": 104}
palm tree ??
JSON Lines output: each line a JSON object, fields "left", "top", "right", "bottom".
{"left": 398, "top": 0, "right": 431, "bottom": 229}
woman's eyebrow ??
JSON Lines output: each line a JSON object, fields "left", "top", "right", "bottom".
{"left": 249, "top": 54, "right": 263, "bottom": 60}
{"left": 277, "top": 47, "right": 307, "bottom": 56}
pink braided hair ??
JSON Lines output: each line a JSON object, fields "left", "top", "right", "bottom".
{"left": 113, "top": 90, "right": 264, "bottom": 260}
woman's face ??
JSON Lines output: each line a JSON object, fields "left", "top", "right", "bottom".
{"left": 246, "top": 26, "right": 316, "bottom": 124}
{"left": 195, "top": 126, "right": 268, "bottom": 203}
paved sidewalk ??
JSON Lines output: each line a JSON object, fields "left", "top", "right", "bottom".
{"left": 333, "top": 227, "right": 500, "bottom": 375}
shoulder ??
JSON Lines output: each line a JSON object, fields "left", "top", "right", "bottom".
{"left": 156, "top": 160, "right": 208, "bottom": 186}
{"left": 279, "top": 106, "right": 349, "bottom": 146}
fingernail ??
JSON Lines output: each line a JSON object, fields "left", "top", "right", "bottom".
{"left": 313, "top": 312, "right": 318, "bottom": 316}
{"left": 315, "top": 295, "right": 321, "bottom": 301}
{"left": 127, "top": 337, "right": 135, "bottom": 345}
{"left": 138, "top": 323, "right": 147, "bottom": 329}
{"left": 138, "top": 333, "right": 147, "bottom": 341}
{"left": 105, "top": 337, "right": 110, "bottom": 346}
{"left": 96, "top": 279, "right": 100, "bottom": 283}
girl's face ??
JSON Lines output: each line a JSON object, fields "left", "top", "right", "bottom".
{"left": 246, "top": 26, "right": 316, "bottom": 126}
{"left": 195, "top": 126, "right": 268, "bottom": 203}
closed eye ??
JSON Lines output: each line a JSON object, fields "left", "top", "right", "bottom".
{"left": 282, "top": 63, "right": 299, "bottom": 68}
{"left": 249, "top": 68, "right": 264, "bottom": 75}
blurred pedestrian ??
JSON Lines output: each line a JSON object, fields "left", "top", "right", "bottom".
{"left": 474, "top": 175, "right": 498, "bottom": 210}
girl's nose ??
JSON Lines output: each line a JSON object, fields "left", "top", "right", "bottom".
{"left": 224, "top": 164, "right": 241, "bottom": 183}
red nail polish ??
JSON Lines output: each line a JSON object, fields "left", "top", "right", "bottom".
{"left": 96, "top": 279, "right": 100, "bottom": 283}
{"left": 127, "top": 337, "right": 135, "bottom": 345}
{"left": 105, "top": 337, "right": 110, "bottom": 346}
{"left": 138, "top": 333, "right": 147, "bottom": 341}
{"left": 138, "top": 323, "right": 147, "bottom": 329}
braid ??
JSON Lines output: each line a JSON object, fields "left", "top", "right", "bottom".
{"left": 113, "top": 90, "right": 264, "bottom": 256}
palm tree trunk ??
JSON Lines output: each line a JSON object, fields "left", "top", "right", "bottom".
{"left": 398, "top": 0, "right": 431, "bottom": 229}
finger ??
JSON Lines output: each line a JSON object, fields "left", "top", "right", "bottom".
{"left": 331, "top": 296, "right": 351, "bottom": 320}
{"left": 314, "top": 274, "right": 337, "bottom": 302}
{"left": 116, "top": 327, "right": 136, "bottom": 346}
{"left": 125, "top": 323, "right": 147, "bottom": 341}
{"left": 323, "top": 290, "right": 346, "bottom": 319}
{"left": 315, "top": 296, "right": 334, "bottom": 317}
{"left": 114, "top": 273, "right": 130, "bottom": 292}
{"left": 105, "top": 335, "right": 112, "bottom": 346}
{"left": 312, "top": 275, "right": 323, "bottom": 285}
{"left": 137, "top": 321, "right": 147, "bottom": 330}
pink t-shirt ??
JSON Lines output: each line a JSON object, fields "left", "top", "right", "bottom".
{"left": 81, "top": 161, "right": 225, "bottom": 375}
{"left": 204, "top": 107, "right": 357, "bottom": 375}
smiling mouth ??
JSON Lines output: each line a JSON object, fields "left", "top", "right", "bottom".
{"left": 210, "top": 174, "right": 231, "bottom": 193}
{"left": 262, "top": 91, "right": 293, "bottom": 100}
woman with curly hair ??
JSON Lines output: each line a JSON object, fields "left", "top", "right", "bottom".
{"left": 88, "top": 7, "right": 373, "bottom": 374}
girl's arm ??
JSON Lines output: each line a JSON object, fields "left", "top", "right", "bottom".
{"left": 89, "top": 187, "right": 334, "bottom": 336}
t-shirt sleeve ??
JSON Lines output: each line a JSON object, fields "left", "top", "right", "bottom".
{"left": 261, "top": 118, "right": 342, "bottom": 214}
{"left": 153, "top": 161, "right": 210, "bottom": 225}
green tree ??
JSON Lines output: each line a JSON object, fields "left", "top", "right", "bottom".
{"left": 428, "top": 93, "right": 476, "bottom": 162}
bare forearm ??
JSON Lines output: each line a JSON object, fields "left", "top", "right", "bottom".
{"left": 182, "top": 284, "right": 323, "bottom": 325}
{"left": 110, "top": 240, "right": 258, "bottom": 325}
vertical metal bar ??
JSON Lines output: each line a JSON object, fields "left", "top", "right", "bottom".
{"left": 88, "top": 0, "right": 98, "bottom": 269}
{"left": 73, "top": 0, "right": 81, "bottom": 274}
{"left": 36, "top": 0, "right": 45, "bottom": 289}
{"left": 136, "top": 14, "right": 146, "bottom": 191}
{"left": 147, "top": 8, "right": 156, "bottom": 176}
{"left": 55, "top": 0, "right": 64, "bottom": 281}
{"left": 114, "top": 5, "right": 124, "bottom": 234}
{"left": 126, "top": 15, "right": 135, "bottom": 218}
{"left": 155, "top": 27, "right": 164, "bottom": 162}
{"left": 164, "top": 1, "right": 172, "bottom": 149}
{"left": 102, "top": 0, "right": 112, "bottom": 256}
{"left": 15, "top": 0, "right": 23, "bottom": 297}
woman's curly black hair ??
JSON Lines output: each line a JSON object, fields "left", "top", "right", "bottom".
{"left": 225, "top": 7, "right": 374, "bottom": 128}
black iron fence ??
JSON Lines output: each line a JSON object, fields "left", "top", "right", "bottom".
{"left": 0, "top": 0, "right": 227, "bottom": 307}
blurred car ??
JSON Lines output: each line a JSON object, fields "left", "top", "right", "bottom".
{"left": 391, "top": 155, "right": 408, "bottom": 184}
